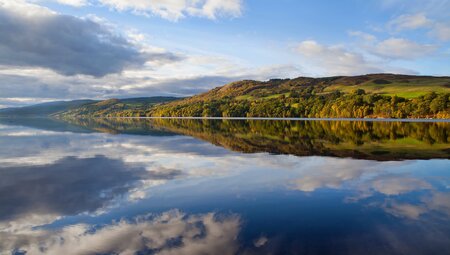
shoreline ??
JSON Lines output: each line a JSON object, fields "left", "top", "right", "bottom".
{"left": 2, "top": 116, "right": 450, "bottom": 123}
{"left": 101, "top": 116, "right": 450, "bottom": 123}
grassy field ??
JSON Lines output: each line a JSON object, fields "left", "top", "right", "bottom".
{"left": 236, "top": 93, "right": 291, "bottom": 101}
{"left": 324, "top": 78, "right": 450, "bottom": 99}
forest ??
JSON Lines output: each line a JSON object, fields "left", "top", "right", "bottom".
{"left": 149, "top": 90, "right": 450, "bottom": 119}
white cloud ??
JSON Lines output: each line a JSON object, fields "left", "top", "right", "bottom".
{"left": 381, "top": 0, "right": 450, "bottom": 18}
{"left": 0, "top": 97, "right": 59, "bottom": 107}
{"left": 430, "top": 22, "right": 450, "bottom": 41}
{"left": 53, "top": 0, "right": 87, "bottom": 7}
{"left": 371, "top": 38, "right": 436, "bottom": 60}
{"left": 295, "top": 40, "right": 383, "bottom": 75}
{"left": 349, "top": 24, "right": 439, "bottom": 60}
{"left": 388, "top": 13, "right": 433, "bottom": 31}
{"left": 0, "top": 0, "right": 55, "bottom": 17}
{"left": 49, "top": 0, "right": 243, "bottom": 21}
{"left": 387, "top": 12, "right": 450, "bottom": 42}
{"left": 30, "top": 0, "right": 243, "bottom": 21}
{"left": 348, "top": 31, "right": 377, "bottom": 42}
{"left": 0, "top": 1, "right": 182, "bottom": 77}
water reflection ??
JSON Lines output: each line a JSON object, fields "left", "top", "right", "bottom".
{"left": 0, "top": 118, "right": 449, "bottom": 254}
{"left": 1, "top": 210, "right": 240, "bottom": 255}
{"left": 0, "top": 155, "right": 183, "bottom": 238}
{"left": 60, "top": 118, "right": 450, "bottom": 160}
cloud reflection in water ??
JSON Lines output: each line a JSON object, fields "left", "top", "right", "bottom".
{"left": 0, "top": 210, "right": 240, "bottom": 255}
{"left": 0, "top": 120, "right": 448, "bottom": 255}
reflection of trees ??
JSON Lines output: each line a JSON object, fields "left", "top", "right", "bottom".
{"left": 62, "top": 118, "right": 450, "bottom": 161}
{"left": 61, "top": 117, "right": 175, "bottom": 136}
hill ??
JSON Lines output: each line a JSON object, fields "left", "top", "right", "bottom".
{"left": 54, "top": 97, "right": 179, "bottom": 117}
{"left": 148, "top": 74, "right": 450, "bottom": 119}
{"left": 0, "top": 100, "right": 96, "bottom": 117}
{"left": 30, "top": 74, "right": 450, "bottom": 119}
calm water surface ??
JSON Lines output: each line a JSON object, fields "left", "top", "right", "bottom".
{"left": 0, "top": 118, "right": 449, "bottom": 255}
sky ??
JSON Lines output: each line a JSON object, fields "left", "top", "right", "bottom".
{"left": 0, "top": 0, "right": 449, "bottom": 108}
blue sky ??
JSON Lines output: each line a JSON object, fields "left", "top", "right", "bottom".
{"left": 0, "top": 0, "right": 449, "bottom": 107}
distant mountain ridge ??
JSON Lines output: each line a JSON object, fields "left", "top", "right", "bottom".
{"left": 55, "top": 97, "right": 179, "bottom": 117}
{"left": 0, "top": 100, "right": 96, "bottom": 117}
{"left": 0, "top": 97, "right": 178, "bottom": 117}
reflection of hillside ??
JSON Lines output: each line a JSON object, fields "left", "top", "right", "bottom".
{"left": 148, "top": 119, "right": 450, "bottom": 161}
{"left": 0, "top": 117, "right": 93, "bottom": 133}
{"left": 60, "top": 117, "right": 176, "bottom": 136}
{"left": 62, "top": 118, "right": 450, "bottom": 161}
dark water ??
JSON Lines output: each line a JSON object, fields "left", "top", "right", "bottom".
{"left": 0, "top": 118, "right": 449, "bottom": 255}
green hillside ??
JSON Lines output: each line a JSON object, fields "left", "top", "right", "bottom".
{"left": 56, "top": 97, "right": 179, "bottom": 117}
{"left": 323, "top": 75, "right": 450, "bottom": 98}
{"left": 148, "top": 74, "right": 450, "bottom": 119}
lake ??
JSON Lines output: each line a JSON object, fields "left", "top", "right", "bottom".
{"left": 0, "top": 118, "right": 449, "bottom": 255}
